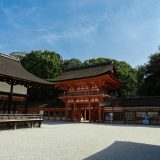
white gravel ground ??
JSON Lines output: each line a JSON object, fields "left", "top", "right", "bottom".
{"left": 0, "top": 121, "right": 160, "bottom": 160}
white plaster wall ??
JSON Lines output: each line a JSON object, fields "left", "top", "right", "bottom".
{"left": 0, "top": 81, "right": 11, "bottom": 93}
{"left": 13, "top": 84, "right": 27, "bottom": 95}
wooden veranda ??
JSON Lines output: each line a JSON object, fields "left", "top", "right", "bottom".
{"left": 0, "top": 114, "right": 43, "bottom": 129}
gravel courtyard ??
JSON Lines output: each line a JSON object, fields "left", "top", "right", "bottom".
{"left": 0, "top": 121, "right": 160, "bottom": 160}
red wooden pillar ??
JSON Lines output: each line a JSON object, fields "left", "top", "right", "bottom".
{"left": 89, "top": 101, "right": 91, "bottom": 122}
{"left": 84, "top": 107, "right": 86, "bottom": 122}
{"left": 98, "top": 104, "right": 101, "bottom": 122}
{"left": 101, "top": 106, "right": 104, "bottom": 122}
{"left": 73, "top": 102, "right": 76, "bottom": 121}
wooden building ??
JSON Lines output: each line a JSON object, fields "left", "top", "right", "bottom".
{"left": 49, "top": 62, "right": 122, "bottom": 122}
{"left": 102, "top": 97, "right": 160, "bottom": 125}
{"left": 0, "top": 53, "right": 52, "bottom": 114}
{"left": 26, "top": 99, "right": 66, "bottom": 120}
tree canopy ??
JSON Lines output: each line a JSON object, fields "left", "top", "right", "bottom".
{"left": 138, "top": 52, "right": 160, "bottom": 96}
{"left": 21, "top": 50, "right": 63, "bottom": 79}
{"left": 83, "top": 58, "right": 111, "bottom": 65}
{"left": 63, "top": 58, "right": 83, "bottom": 70}
{"left": 113, "top": 60, "right": 138, "bottom": 97}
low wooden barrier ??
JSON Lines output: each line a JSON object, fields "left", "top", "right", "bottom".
{"left": 0, "top": 114, "right": 43, "bottom": 130}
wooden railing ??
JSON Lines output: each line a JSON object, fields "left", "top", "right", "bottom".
{"left": 0, "top": 114, "right": 43, "bottom": 130}
{"left": 60, "top": 91, "right": 108, "bottom": 97}
{"left": 0, "top": 114, "right": 43, "bottom": 121}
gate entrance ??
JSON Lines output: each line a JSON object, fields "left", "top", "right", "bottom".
{"left": 81, "top": 109, "right": 89, "bottom": 122}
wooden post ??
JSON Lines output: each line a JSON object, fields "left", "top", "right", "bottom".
{"left": 13, "top": 101, "right": 16, "bottom": 114}
{"left": 47, "top": 111, "right": 49, "bottom": 120}
{"left": 24, "top": 95, "right": 28, "bottom": 114}
{"left": 39, "top": 121, "right": 42, "bottom": 128}
{"left": 123, "top": 111, "right": 125, "bottom": 124}
{"left": 65, "top": 101, "right": 68, "bottom": 120}
{"left": 98, "top": 104, "right": 101, "bottom": 122}
{"left": 93, "top": 106, "right": 96, "bottom": 122}
{"left": 8, "top": 83, "right": 13, "bottom": 114}
{"left": 31, "top": 121, "right": 34, "bottom": 128}
{"left": 65, "top": 108, "right": 68, "bottom": 120}
{"left": 48, "top": 111, "right": 50, "bottom": 120}
{"left": 101, "top": 106, "right": 104, "bottom": 122}
{"left": 60, "top": 111, "right": 62, "bottom": 120}
{"left": 89, "top": 101, "right": 91, "bottom": 122}
{"left": 84, "top": 107, "right": 86, "bottom": 122}
{"left": 134, "top": 111, "right": 136, "bottom": 124}
{"left": 3, "top": 101, "right": 6, "bottom": 114}
{"left": 73, "top": 103, "right": 76, "bottom": 121}
{"left": 14, "top": 122, "right": 17, "bottom": 129}
{"left": 53, "top": 111, "right": 56, "bottom": 120}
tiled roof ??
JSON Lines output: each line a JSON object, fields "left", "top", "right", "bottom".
{"left": 0, "top": 53, "right": 52, "bottom": 85}
{"left": 49, "top": 62, "right": 115, "bottom": 82}
{"left": 101, "top": 96, "right": 160, "bottom": 107}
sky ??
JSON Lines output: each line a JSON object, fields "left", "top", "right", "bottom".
{"left": 0, "top": 0, "right": 160, "bottom": 67}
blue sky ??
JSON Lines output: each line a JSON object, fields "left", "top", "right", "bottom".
{"left": 0, "top": 0, "right": 160, "bottom": 67}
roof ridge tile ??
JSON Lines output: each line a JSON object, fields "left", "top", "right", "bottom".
{"left": 0, "top": 53, "right": 20, "bottom": 62}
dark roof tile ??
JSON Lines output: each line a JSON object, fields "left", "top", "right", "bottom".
{"left": 102, "top": 96, "right": 160, "bottom": 107}
{"left": 49, "top": 62, "right": 114, "bottom": 82}
{"left": 0, "top": 53, "right": 52, "bottom": 85}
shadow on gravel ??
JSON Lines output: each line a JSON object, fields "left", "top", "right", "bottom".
{"left": 84, "top": 141, "right": 160, "bottom": 160}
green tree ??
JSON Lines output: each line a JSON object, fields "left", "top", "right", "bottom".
{"left": 138, "top": 52, "right": 160, "bottom": 96}
{"left": 113, "top": 60, "right": 138, "bottom": 97}
{"left": 84, "top": 57, "right": 111, "bottom": 65}
{"left": 21, "top": 50, "right": 63, "bottom": 79}
{"left": 63, "top": 58, "right": 83, "bottom": 70}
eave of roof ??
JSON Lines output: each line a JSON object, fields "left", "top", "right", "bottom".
{"left": 0, "top": 53, "right": 52, "bottom": 86}
{"left": 48, "top": 62, "right": 121, "bottom": 83}
{"left": 101, "top": 96, "right": 160, "bottom": 107}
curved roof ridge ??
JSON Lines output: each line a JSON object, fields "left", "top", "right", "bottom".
{"left": 0, "top": 53, "right": 20, "bottom": 62}
{"left": 49, "top": 62, "right": 114, "bottom": 82}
